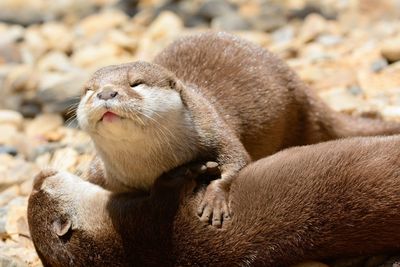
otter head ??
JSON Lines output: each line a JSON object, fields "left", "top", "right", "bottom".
{"left": 28, "top": 170, "right": 126, "bottom": 266}
{"left": 76, "top": 61, "right": 198, "bottom": 191}
{"left": 77, "top": 61, "right": 186, "bottom": 139}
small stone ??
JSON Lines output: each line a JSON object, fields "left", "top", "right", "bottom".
{"left": 272, "top": 26, "right": 295, "bottom": 45}
{"left": 71, "top": 43, "right": 132, "bottom": 69}
{"left": 40, "top": 22, "right": 73, "bottom": 54}
{"left": 0, "top": 146, "right": 18, "bottom": 156}
{"left": 347, "top": 86, "right": 364, "bottom": 96}
{"left": 370, "top": 58, "right": 388, "bottom": 73}
{"left": 136, "top": 11, "right": 183, "bottom": 60}
{"left": 36, "top": 71, "right": 88, "bottom": 114}
{"left": 18, "top": 178, "right": 34, "bottom": 197}
{"left": 298, "top": 13, "right": 329, "bottom": 43}
{"left": 0, "top": 42, "right": 21, "bottom": 64}
{"left": 0, "top": 155, "right": 39, "bottom": 192}
{"left": 381, "top": 106, "right": 400, "bottom": 121}
{"left": 19, "top": 101, "right": 42, "bottom": 118}
{"left": 317, "top": 34, "right": 342, "bottom": 46}
{"left": 358, "top": 62, "right": 400, "bottom": 94}
{"left": 5, "top": 198, "right": 28, "bottom": 239}
{"left": 0, "top": 254, "right": 28, "bottom": 267}
{"left": 211, "top": 13, "right": 251, "bottom": 31}
{"left": 3, "top": 65, "right": 38, "bottom": 93}
{"left": 50, "top": 147, "right": 78, "bottom": 171}
{"left": 381, "top": 38, "right": 400, "bottom": 63}
{"left": 20, "top": 26, "right": 47, "bottom": 64}
{"left": 76, "top": 9, "right": 129, "bottom": 38}
{"left": 247, "top": 4, "right": 287, "bottom": 32}
{"left": 319, "top": 88, "right": 364, "bottom": 113}
{"left": 25, "top": 113, "right": 63, "bottom": 139}
{"left": 37, "top": 51, "right": 74, "bottom": 72}
{"left": 197, "top": 0, "right": 235, "bottom": 21}
{"left": 43, "top": 128, "right": 65, "bottom": 142}
{"left": 0, "top": 110, "right": 23, "bottom": 129}
{"left": 0, "top": 186, "right": 19, "bottom": 207}
{"left": 0, "top": 125, "right": 19, "bottom": 145}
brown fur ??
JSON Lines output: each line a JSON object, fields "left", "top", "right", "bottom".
{"left": 80, "top": 32, "right": 400, "bottom": 225}
{"left": 28, "top": 135, "right": 400, "bottom": 266}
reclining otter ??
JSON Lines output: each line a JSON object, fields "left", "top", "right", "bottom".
{"left": 28, "top": 135, "right": 400, "bottom": 266}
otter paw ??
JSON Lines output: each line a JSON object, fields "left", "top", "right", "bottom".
{"left": 197, "top": 184, "right": 230, "bottom": 228}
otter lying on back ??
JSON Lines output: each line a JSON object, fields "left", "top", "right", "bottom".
{"left": 77, "top": 32, "right": 400, "bottom": 226}
{"left": 29, "top": 135, "right": 400, "bottom": 266}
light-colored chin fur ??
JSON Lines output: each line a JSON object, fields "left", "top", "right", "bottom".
{"left": 77, "top": 85, "right": 199, "bottom": 192}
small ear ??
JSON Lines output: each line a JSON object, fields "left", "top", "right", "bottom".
{"left": 52, "top": 217, "right": 72, "bottom": 237}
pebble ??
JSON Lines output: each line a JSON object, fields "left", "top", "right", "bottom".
{"left": 36, "top": 71, "right": 88, "bottom": 114}
{"left": 0, "top": 255, "right": 28, "bottom": 267}
{"left": 135, "top": 11, "right": 183, "bottom": 60}
{"left": 0, "top": 110, "right": 23, "bottom": 129}
{"left": 381, "top": 38, "right": 400, "bottom": 63}
{"left": 197, "top": 0, "right": 235, "bottom": 20}
{"left": 211, "top": 13, "right": 251, "bottom": 31}
{"left": 358, "top": 62, "right": 400, "bottom": 94}
{"left": 381, "top": 106, "right": 400, "bottom": 121}
{"left": 298, "top": 13, "right": 329, "bottom": 43}
{"left": 370, "top": 58, "right": 388, "bottom": 73}
{"left": 0, "top": 146, "right": 18, "bottom": 157}
{"left": 319, "top": 88, "right": 364, "bottom": 113}
{"left": 25, "top": 113, "right": 63, "bottom": 139}
{"left": 50, "top": 147, "right": 79, "bottom": 172}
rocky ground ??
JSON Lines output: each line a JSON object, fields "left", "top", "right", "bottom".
{"left": 1, "top": 0, "right": 400, "bottom": 266}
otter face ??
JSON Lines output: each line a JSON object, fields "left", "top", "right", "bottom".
{"left": 77, "top": 61, "right": 186, "bottom": 140}
{"left": 28, "top": 171, "right": 125, "bottom": 266}
{"left": 76, "top": 61, "right": 198, "bottom": 191}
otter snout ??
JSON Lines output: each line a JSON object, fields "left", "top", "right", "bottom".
{"left": 32, "top": 169, "right": 58, "bottom": 193}
{"left": 97, "top": 85, "right": 119, "bottom": 101}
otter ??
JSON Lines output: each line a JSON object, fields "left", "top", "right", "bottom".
{"left": 28, "top": 135, "right": 400, "bottom": 266}
{"left": 77, "top": 32, "right": 400, "bottom": 226}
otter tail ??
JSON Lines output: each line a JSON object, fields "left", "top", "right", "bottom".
{"left": 333, "top": 112, "right": 400, "bottom": 138}
{"left": 299, "top": 89, "right": 400, "bottom": 144}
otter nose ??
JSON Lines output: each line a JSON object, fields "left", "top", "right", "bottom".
{"left": 32, "top": 169, "right": 58, "bottom": 192}
{"left": 97, "top": 87, "right": 118, "bottom": 100}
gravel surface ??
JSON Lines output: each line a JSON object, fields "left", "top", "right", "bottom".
{"left": 1, "top": 0, "right": 400, "bottom": 266}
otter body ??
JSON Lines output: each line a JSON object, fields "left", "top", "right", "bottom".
{"left": 29, "top": 135, "right": 400, "bottom": 266}
{"left": 77, "top": 32, "right": 400, "bottom": 225}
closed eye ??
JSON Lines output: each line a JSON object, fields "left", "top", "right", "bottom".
{"left": 130, "top": 81, "right": 144, "bottom": 88}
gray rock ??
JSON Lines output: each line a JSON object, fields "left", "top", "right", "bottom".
{"left": 19, "top": 101, "right": 42, "bottom": 118}
{"left": 36, "top": 71, "right": 89, "bottom": 114}
{"left": 211, "top": 13, "right": 251, "bottom": 31}
{"left": 370, "top": 58, "right": 389, "bottom": 73}
{"left": 197, "top": 0, "right": 236, "bottom": 21}
{"left": 0, "top": 146, "right": 18, "bottom": 156}
{"left": 248, "top": 4, "right": 287, "bottom": 32}
{"left": 272, "top": 26, "right": 295, "bottom": 44}
{"left": 317, "top": 34, "right": 342, "bottom": 46}
{"left": 347, "top": 86, "right": 364, "bottom": 96}
{"left": 288, "top": 4, "right": 337, "bottom": 20}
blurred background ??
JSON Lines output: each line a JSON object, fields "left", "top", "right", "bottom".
{"left": 1, "top": 0, "right": 400, "bottom": 266}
